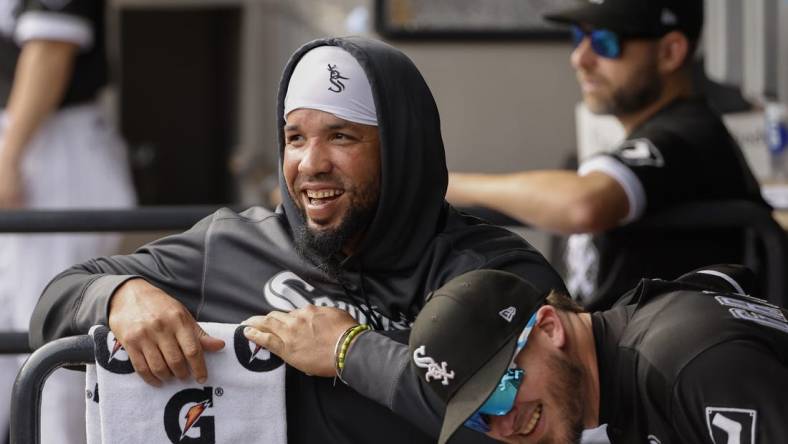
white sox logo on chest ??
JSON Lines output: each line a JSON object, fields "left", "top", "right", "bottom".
{"left": 412, "top": 345, "right": 455, "bottom": 385}
{"left": 263, "top": 271, "right": 411, "bottom": 330}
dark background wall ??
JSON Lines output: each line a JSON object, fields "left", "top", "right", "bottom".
{"left": 120, "top": 8, "right": 240, "bottom": 205}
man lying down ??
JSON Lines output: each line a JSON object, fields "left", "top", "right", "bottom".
{"left": 411, "top": 264, "right": 788, "bottom": 443}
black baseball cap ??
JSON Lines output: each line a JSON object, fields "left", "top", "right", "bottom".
{"left": 409, "top": 270, "right": 546, "bottom": 444}
{"left": 544, "top": 0, "right": 703, "bottom": 42}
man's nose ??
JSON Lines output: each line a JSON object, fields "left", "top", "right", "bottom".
{"left": 298, "top": 140, "right": 332, "bottom": 176}
{"left": 570, "top": 36, "right": 596, "bottom": 71}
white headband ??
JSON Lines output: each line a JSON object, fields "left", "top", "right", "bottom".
{"left": 284, "top": 46, "right": 377, "bottom": 126}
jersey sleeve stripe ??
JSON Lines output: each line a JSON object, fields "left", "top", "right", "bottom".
{"left": 695, "top": 270, "right": 747, "bottom": 295}
{"left": 14, "top": 11, "right": 93, "bottom": 50}
{"left": 578, "top": 155, "right": 646, "bottom": 224}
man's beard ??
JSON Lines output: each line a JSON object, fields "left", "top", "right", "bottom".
{"left": 537, "top": 352, "right": 587, "bottom": 444}
{"left": 292, "top": 183, "right": 378, "bottom": 279}
{"left": 587, "top": 57, "right": 663, "bottom": 117}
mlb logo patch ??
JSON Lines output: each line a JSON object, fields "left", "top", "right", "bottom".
{"left": 705, "top": 407, "right": 757, "bottom": 444}
{"left": 616, "top": 138, "right": 665, "bottom": 167}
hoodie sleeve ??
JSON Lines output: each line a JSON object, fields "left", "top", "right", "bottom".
{"left": 341, "top": 331, "right": 499, "bottom": 443}
{"left": 341, "top": 257, "right": 565, "bottom": 441}
{"left": 29, "top": 213, "right": 215, "bottom": 349}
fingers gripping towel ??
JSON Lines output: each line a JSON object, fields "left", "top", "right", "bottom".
{"left": 86, "top": 323, "right": 286, "bottom": 444}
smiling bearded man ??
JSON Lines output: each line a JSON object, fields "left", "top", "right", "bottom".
{"left": 31, "top": 37, "right": 566, "bottom": 444}
{"left": 282, "top": 47, "right": 381, "bottom": 274}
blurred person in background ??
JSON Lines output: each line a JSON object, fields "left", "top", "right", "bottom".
{"left": 446, "top": 0, "right": 766, "bottom": 310}
{"left": 0, "top": 0, "right": 135, "bottom": 442}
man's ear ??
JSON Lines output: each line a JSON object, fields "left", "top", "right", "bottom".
{"left": 657, "top": 31, "right": 690, "bottom": 74}
{"left": 535, "top": 305, "right": 566, "bottom": 349}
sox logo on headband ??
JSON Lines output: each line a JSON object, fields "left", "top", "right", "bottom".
{"left": 327, "top": 64, "right": 349, "bottom": 93}
{"left": 284, "top": 45, "right": 377, "bottom": 126}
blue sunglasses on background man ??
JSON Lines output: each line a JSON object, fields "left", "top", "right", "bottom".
{"left": 570, "top": 25, "right": 624, "bottom": 59}
{"left": 464, "top": 314, "right": 538, "bottom": 434}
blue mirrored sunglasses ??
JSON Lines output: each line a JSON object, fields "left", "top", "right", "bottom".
{"left": 464, "top": 314, "right": 537, "bottom": 434}
{"left": 570, "top": 25, "right": 622, "bottom": 59}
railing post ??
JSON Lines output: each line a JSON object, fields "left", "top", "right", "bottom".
{"left": 10, "top": 336, "right": 94, "bottom": 444}
{"left": 0, "top": 333, "right": 31, "bottom": 354}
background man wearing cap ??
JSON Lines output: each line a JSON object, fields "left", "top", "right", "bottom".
{"left": 446, "top": 0, "right": 765, "bottom": 310}
{"left": 411, "top": 266, "right": 788, "bottom": 443}
{"left": 31, "top": 37, "right": 565, "bottom": 443}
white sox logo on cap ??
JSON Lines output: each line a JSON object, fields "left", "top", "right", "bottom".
{"left": 413, "top": 345, "right": 455, "bottom": 386}
{"left": 661, "top": 9, "right": 677, "bottom": 25}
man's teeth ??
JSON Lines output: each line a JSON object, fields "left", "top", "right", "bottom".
{"left": 522, "top": 404, "right": 542, "bottom": 436}
{"left": 305, "top": 189, "right": 343, "bottom": 199}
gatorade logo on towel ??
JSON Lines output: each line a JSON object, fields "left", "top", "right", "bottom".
{"left": 163, "top": 386, "right": 216, "bottom": 444}
{"left": 94, "top": 328, "right": 134, "bottom": 374}
{"left": 233, "top": 325, "right": 284, "bottom": 372}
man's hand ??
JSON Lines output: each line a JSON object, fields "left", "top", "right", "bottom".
{"left": 108, "top": 278, "right": 225, "bottom": 386}
{"left": 0, "top": 161, "right": 24, "bottom": 208}
{"left": 243, "top": 306, "right": 357, "bottom": 377}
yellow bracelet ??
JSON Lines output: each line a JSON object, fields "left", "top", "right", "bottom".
{"left": 334, "top": 324, "right": 372, "bottom": 382}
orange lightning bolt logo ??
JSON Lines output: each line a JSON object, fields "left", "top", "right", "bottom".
{"left": 107, "top": 338, "right": 124, "bottom": 364}
{"left": 180, "top": 400, "right": 212, "bottom": 441}
{"left": 249, "top": 344, "right": 264, "bottom": 364}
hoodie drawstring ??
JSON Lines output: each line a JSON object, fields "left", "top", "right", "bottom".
{"left": 340, "top": 260, "right": 382, "bottom": 330}
{"left": 357, "top": 264, "right": 383, "bottom": 330}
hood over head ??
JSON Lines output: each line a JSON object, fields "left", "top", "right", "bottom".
{"left": 277, "top": 37, "right": 448, "bottom": 272}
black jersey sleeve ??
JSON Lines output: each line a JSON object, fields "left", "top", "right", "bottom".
{"left": 671, "top": 339, "right": 788, "bottom": 444}
{"left": 611, "top": 128, "right": 705, "bottom": 216}
{"left": 15, "top": 0, "right": 100, "bottom": 48}
{"left": 580, "top": 128, "right": 703, "bottom": 222}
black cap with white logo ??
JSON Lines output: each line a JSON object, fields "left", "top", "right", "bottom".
{"left": 544, "top": 0, "right": 703, "bottom": 42}
{"left": 409, "top": 269, "right": 546, "bottom": 444}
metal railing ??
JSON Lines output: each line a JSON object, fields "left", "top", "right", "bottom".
{"left": 463, "top": 200, "right": 788, "bottom": 306}
{"left": 0, "top": 333, "right": 31, "bottom": 355}
{"left": 10, "top": 336, "right": 94, "bottom": 444}
{"left": 0, "top": 205, "right": 230, "bottom": 233}
{"left": 0, "top": 206, "right": 236, "bottom": 444}
{"left": 0, "top": 205, "right": 232, "bottom": 355}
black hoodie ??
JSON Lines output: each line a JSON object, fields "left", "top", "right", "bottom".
{"left": 31, "top": 37, "right": 565, "bottom": 443}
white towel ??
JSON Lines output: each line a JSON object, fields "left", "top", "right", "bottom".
{"left": 86, "top": 323, "right": 287, "bottom": 444}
